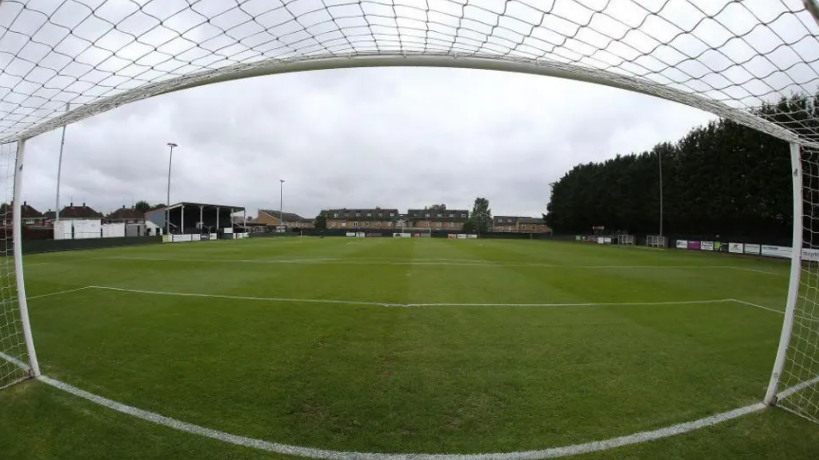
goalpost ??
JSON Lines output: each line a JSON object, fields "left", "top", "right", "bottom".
{"left": 1, "top": 0, "right": 819, "bottom": 425}
{"left": 646, "top": 235, "right": 668, "bottom": 248}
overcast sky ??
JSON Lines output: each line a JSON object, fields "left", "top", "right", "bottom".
{"left": 4, "top": 0, "right": 814, "bottom": 219}
{"left": 19, "top": 66, "right": 715, "bottom": 218}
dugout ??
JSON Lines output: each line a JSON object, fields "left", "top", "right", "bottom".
{"left": 146, "top": 202, "right": 245, "bottom": 235}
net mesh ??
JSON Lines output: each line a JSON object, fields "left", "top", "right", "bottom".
{"left": 0, "top": 0, "right": 818, "bottom": 144}
{"left": 1, "top": 0, "right": 819, "bottom": 413}
{"left": 779, "top": 145, "right": 819, "bottom": 422}
{"left": 0, "top": 141, "right": 28, "bottom": 390}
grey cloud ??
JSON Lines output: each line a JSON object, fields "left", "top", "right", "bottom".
{"left": 20, "top": 65, "right": 714, "bottom": 219}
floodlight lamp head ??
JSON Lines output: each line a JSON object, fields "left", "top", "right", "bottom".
{"left": 167, "top": 142, "right": 177, "bottom": 148}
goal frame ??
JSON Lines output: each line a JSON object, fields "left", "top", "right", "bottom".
{"left": 10, "top": 139, "right": 40, "bottom": 379}
{"left": 1, "top": 1, "right": 818, "bottom": 425}
{"left": 764, "top": 143, "right": 803, "bottom": 405}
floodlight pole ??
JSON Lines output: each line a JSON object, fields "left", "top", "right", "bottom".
{"left": 658, "top": 148, "right": 663, "bottom": 238}
{"left": 280, "top": 179, "right": 285, "bottom": 230}
{"left": 55, "top": 103, "right": 69, "bottom": 225}
{"left": 165, "top": 142, "right": 177, "bottom": 236}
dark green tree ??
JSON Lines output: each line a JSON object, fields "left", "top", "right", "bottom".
{"left": 134, "top": 200, "right": 152, "bottom": 213}
{"left": 314, "top": 210, "right": 328, "bottom": 229}
{"left": 427, "top": 204, "right": 446, "bottom": 212}
{"left": 468, "top": 197, "right": 492, "bottom": 234}
{"left": 544, "top": 94, "right": 800, "bottom": 241}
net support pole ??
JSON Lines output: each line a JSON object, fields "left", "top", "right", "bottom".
{"left": 765, "top": 142, "right": 804, "bottom": 405}
{"left": 13, "top": 139, "right": 40, "bottom": 377}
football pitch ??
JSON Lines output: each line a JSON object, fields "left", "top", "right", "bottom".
{"left": 2, "top": 236, "right": 818, "bottom": 459}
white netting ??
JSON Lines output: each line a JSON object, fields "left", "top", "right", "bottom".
{"left": 778, "top": 146, "right": 819, "bottom": 422}
{"left": 0, "top": 0, "right": 818, "bottom": 144}
{"left": 0, "top": 141, "right": 28, "bottom": 390}
{"left": 1, "top": 0, "right": 819, "bottom": 414}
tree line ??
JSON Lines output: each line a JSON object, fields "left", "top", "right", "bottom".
{"left": 543, "top": 94, "right": 819, "bottom": 240}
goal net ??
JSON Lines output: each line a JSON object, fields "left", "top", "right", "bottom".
{"left": 1, "top": 0, "right": 819, "bottom": 426}
{"left": 646, "top": 235, "right": 667, "bottom": 248}
{"left": 0, "top": 142, "right": 35, "bottom": 390}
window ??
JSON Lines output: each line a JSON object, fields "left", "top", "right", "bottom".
{"left": 461, "top": 213, "right": 466, "bottom": 218}
{"left": 437, "top": 213, "right": 442, "bottom": 217}
{"left": 449, "top": 222, "right": 454, "bottom": 228}
{"left": 389, "top": 212, "right": 395, "bottom": 217}
{"left": 356, "top": 212, "right": 361, "bottom": 217}
{"left": 425, "top": 222, "right": 430, "bottom": 227}
{"left": 367, "top": 212, "right": 371, "bottom": 217}
{"left": 363, "top": 222, "right": 368, "bottom": 227}
{"left": 449, "top": 213, "right": 454, "bottom": 218}
{"left": 377, "top": 213, "right": 382, "bottom": 217}
{"left": 341, "top": 222, "right": 347, "bottom": 227}
{"left": 507, "top": 218, "right": 513, "bottom": 223}
{"left": 333, "top": 213, "right": 339, "bottom": 218}
{"left": 436, "top": 222, "right": 442, "bottom": 227}
{"left": 425, "top": 213, "right": 430, "bottom": 217}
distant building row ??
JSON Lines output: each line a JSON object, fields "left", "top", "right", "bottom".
{"left": 325, "top": 208, "right": 551, "bottom": 233}
{"left": 3, "top": 202, "right": 145, "bottom": 226}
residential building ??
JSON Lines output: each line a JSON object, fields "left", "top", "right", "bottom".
{"left": 105, "top": 206, "right": 145, "bottom": 224}
{"left": 326, "top": 208, "right": 399, "bottom": 229}
{"left": 406, "top": 208, "right": 470, "bottom": 230}
{"left": 54, "top": 202, "right": 104, "bottom": 220}
{"left": 257, "top": 210, "right": 315, "bottom": 229}
{"left": 493, "top": 216, "right": 551, "bottom": 233}
{"left": 517, "top": 217, "right": 551, "bottom": 233}
{"left": 1, "top": 202, "right": 45, "bottom": 226}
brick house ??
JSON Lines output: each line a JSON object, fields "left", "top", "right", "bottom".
{"left": 257, "top": 210, "right": 315, "bottom": 229}
{"left": 517, "top": 217, "right": 551, "bottom": 233}
{"left": 407, "top": 208, "right": 469, "bottom": 230}
{"left": 54, "top": 202, "right": 103, "bottom": 220}
{"left": 493, "top": 216, "right": 551, "bottom": 233}
{"left": 493, "top": 216, "right": 519, "bottom": 232}
{"left": 105, "top": 206, "right": 145, "bottom": 224}
{"left": 326, "top": 208, "right": 399, "bottom": 229}
{"left": 1, "top": 201, "right": 45, "bottom": 226}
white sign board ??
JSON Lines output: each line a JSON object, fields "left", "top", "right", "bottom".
{"left": 802, "top": 248, "right": 819, "bottom": 262}
{"left": 761, "top": 245, "right": 791, "bottom": 259}
{"left": 744, "top": 244, "right": 761, "bottom": 255}
{"left": 700, "top": 241, "right": 714, "bottom": 251}
{"left": 728, "top": 243, "right": 744, "bottom": 254}
{"left": 675, "top": 240, "right": 688, "bottom": 249}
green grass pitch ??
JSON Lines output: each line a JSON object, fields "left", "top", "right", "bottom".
{"left": 2, "top": 236, "right": 819, "bottom": 459}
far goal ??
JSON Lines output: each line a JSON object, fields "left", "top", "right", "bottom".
{"left": 646, "top": 236, "right": 668, "bottom": 248}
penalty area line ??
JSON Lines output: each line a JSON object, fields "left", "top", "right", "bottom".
{"left": 36, "top": 373, "right": 766, "bottom": 460}
{"left": 86, "top": 286, "right": 733, "bottom": 309}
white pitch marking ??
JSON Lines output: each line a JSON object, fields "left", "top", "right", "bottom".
{"left": 86, "top": 286, "right": 732, "bottom": 310}
{"left": 36, "top": 373, "right": 767, "bottom": 460}
{"left": 27, "top": 286, "right": 92, "bottom": 300}
{"left": 0, "top": 350, "right": 29, "bottom": 370}
{"left": 777, "top": 374, "right": 819, "bottom": 400}
{"left": 406, "top": 299, "right": 735, "bottom": 308}
{"left": 728, "top": 299, "right": 784, "bottom": 315}
{"left": 101, "top": 256, "right": 780, "bottom": 275}
{"left": 89, "top": 286, "right": 405, "bottom": 308}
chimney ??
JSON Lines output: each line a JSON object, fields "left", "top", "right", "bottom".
{"left": 82, "top": 202, "right": 86, "bottom": 207}
{"left": 23, "top": 201, "right": 26, "bottom": 206}
{"left": 70, "top": 202, "right": 73, "bottom": 207}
